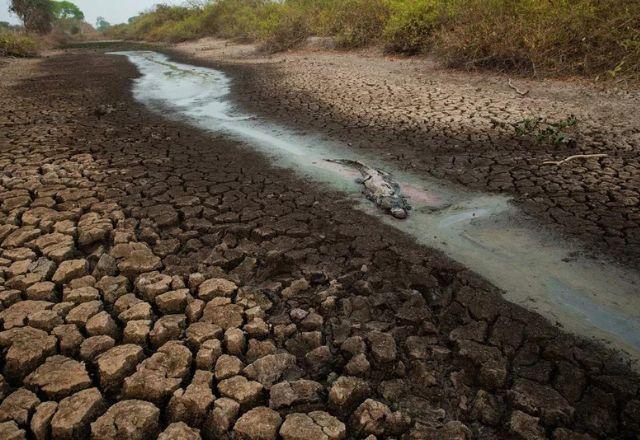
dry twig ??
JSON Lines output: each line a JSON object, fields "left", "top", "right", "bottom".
{"left": 508, "top": 78, "right": 530, "bottom": 96}
{"left": 542, "top": 154, "right": 608, "bottom": 166}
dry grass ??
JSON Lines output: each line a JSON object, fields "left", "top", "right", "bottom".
{"left": 437, "top": 0, "right": 640, "bottom": 80}
{"left": 105, "top": 0, "right": 640, "bottom": 81}
{"left": 0, "top": 30, "right": 39, "bottom": 57}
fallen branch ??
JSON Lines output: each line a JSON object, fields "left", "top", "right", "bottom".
{"left": 542, "top": 154, "right": 608, "bottom": 166}
{"left": 508, "top": 78, "right": 530, "bottom": 96}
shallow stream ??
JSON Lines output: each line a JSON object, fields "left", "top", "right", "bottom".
{"left": 112, "top": 51, "right": 640, "bottom": 362}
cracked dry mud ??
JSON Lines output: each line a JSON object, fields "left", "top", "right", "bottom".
{"left": 173, "top": 39, "right": 640, "bottom": 266}
{"left": 0, "top": 50, "right": 639, "bottom": 440}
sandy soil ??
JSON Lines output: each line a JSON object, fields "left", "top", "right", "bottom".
{"left": 0, "top": 48, "right": 639, "bottom": 439}
{"left": 172, "top": 38, "right": 640, "bottom": 267}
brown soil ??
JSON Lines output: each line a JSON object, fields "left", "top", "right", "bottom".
{"left": 0, "top": 49, "right": 639, "bottom": 439}
{"left": 171, "top": 38, "right": 640, "bottom": 267}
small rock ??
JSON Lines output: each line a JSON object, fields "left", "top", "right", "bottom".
{"left": 158, "top": 422, "right": 201, "bottom": 440}
{"left": 31, "top": 401, "right": 57, "bottom": 440}
{"left": 224, "top": 327, "right": 246, "bottom": 356}
{"left": 351, "top": 399, "right": 392, "bottom": 436}
{"left": 150, "top": 314, "right": 186, "bottom": 348}
{"left": 123, "top": 320, "right": 152, "bottom": 346}
{"left": 244, "top": 353, "right": 298, "bottom": 387}
{"left": 329, "top": 376, "right": 371, "bottom": 413}
{"left": 508, "top": 410, "right": 545, "bottom": 440}
{"left": 195, "top": 338, "right": 223, "bottom": 370}
{"left": 80, "top": 336, "right": 115, "bottom": 362}
{"left": 280, "top": 413, "right": 326, "bottom": 440}
{"left": 215, "top": 355, "right": 244, "bottom": 380}
{"left": 63, "top": 286, "right": 100, "bottom": 304}
{"left": 167, "top": 371, "right": 214, "bottom": 427}
{"left": 198, "top": 278, "right": 237, "bottom": 301}
{"left": 96, "top": 344, "right": 145, "bottom": 392}
{"left": 50, "top": 388, "right": 105, "bottom": 439}
{"left": 367, "top": 331, "right": 397, "bottom": 363}
{"left": 246, "top": 339, "right": 277, "bottom": 363}
{"left": 52, "top": 324, "right": 84, "bottom": 357}
{"left": 0, "top": 388, "right": 40, "bottom": 426}
{"left": 203, "top": 398, "right": 239, "bottom": 438}
{"left": 185, "top": 322, "right": 222, "bottom": 349}
{"left": 345, "top": 353, "right": 370, "bottom": 377}
{"left": 0, "top": 300, "right": 53, "bottom": 329}
{"left": 0, "top": 326, "right": 57, "bottom": 378}
{"left": 27, "top": 310, "right": 63, "bottom": 332}
{"left": 310, "top": 411, "right": 346, "bottom": 440}
{"left": 201, "top": 301, "right": 243, "bottom": 330}
{"left": 0, "top": 421, "right": 26, "bottom": 440}
{"left": 77, "top": 213, "right": 112, "bottom": 247}
{"left": 233, "top": 406, "right": 282, "bottom": 440}
{"left": 470, "top": 389, "right": 502, "bottom": 426}
{"left": 52, "top": 260, "right": 87, "bottom": 285}
{"left": 218, "top": 375, "right": 264, "bottom": 407}
{"left": 24, "top": 356, "right": 91, "bottom": 400}
{"left": 66, "top": 300, "right": 102, "bottom": 327}
{"left": 244, "top": 318, "right": 270, "bottom": 338}
{"left": 269, "top": 380, "right": 324, "bottom": 409}
{"left": 156, "top": 289, "right": 190, "bottom": 314}
{"left": 85, "top": 311, "right": 119, "bottom": 338}
{"left": 281, "top": 279, "right": 309, "bottom": 299}
{"left": 91, "top": 400, "right": 160, "bottom": 440}
{"left": 123, "top": 342, "right": 192, "bottom": 403}
{"left": 96, "top": 275, "right": 129, "bottom": 304}
{"left": 341, "top": 336, "right": 366, "bottom": 356}
{"left": 508, "top": 379, "right": 574, "bottom": 425}
{"left": 25, "top": 282, "right": 57, "bottom": 301}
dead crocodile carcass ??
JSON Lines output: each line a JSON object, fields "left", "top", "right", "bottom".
{"left": 328, "top": 159, "right": 411, "bottom": 219}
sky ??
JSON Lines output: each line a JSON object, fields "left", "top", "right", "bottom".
{"left": 0, "top": 0, "right": 187, "bottom": 27}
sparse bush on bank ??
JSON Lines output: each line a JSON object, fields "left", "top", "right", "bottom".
{"left": 436, "top": 0, "right": 640, "bottom": 78}
{"left": 383, "top": 0, "right": 449, "bottom": 54}
{"left": 0, "top": 30, "right": 38, "bottom": 57}
{"left": 105, "top": 0, "right": 640, "bottom": 80}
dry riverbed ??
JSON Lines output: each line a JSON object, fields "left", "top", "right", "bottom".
{"left": 173, "top": 38, "right": 640, "bottom": 267}
{"left": 0, "top": 46, "right": 639, "bottom": 440}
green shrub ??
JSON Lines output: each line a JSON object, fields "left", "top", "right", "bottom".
{"left": 436, "top": 0, "right": 640, "bottom": 78}
{"left": 149, "top": 14, "right": 204, "bottom": 42}
{"left": 198, "top": 0, "right": 264, "bottom": 41}
{"left": 258, "top": 3, "right": 310, "bottom": 51}
{"left": 329, "top": 0, "right": 390, "bottom": 48}
{"left": 126, "top": 4, "right": 198, "bottom": 41}
{"left": 0, "top": 30, "right": 38, "bottom": 57}
{"left": 383, "top": 0, "right": 447, "bottom": 54}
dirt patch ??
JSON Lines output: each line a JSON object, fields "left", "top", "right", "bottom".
{"left": 0, "top": 50, "right": 639, "bottom": 439}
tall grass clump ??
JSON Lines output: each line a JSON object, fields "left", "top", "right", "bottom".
{"left": 256, "top": 2, "right": 310, "bottom": 51}
{"left": 0, "top": 30, "right": 38, "bottom": 57}
{"left": 383, "top": 0, "right": 450, "bottom": 54}
{"left": 437, "top": 0, "right": 640, "bottom": 78}
{"left": 325, "top": 0, "right": 390, "bottom": 48}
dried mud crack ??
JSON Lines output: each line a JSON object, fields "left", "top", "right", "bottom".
{"left": 172, "top": 43, "right": 640, "bottom": 267}
{"left": 0, "top": 51, "right": 639, "bottom": 440}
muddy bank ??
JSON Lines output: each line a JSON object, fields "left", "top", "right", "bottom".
{"left": 0, "top": 50, "right": 639, "bottom": 440}
{"left": 113, "top": 50, "right": 640, "bottom": 361}
{"left": 166, "top": 38, "right": 640, "bottom": 268}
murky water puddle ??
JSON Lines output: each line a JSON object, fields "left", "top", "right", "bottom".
{"left": 112, "top": 51, "right": 640, "bottom": 362}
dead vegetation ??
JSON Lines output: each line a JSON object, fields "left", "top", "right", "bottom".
{"left": 105, "top": 0, "right": 640, "bottom": 81}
